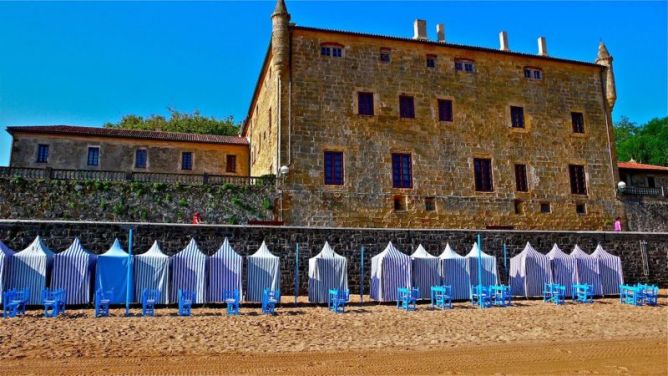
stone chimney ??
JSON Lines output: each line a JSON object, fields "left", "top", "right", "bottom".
{"left": 413, "top": 19, "right": 427, "bottom": 40}
{"left": 537, "top": 36, "right": 548, "bottom": 56}
{"left": 436, "top": 24, "right": 445, "bottom": 43}
{"left": 499, "top": 31, "right": 509, "bottom": 51}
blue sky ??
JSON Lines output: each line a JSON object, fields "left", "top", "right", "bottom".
{"left": 0, "top": 1, "right": 666, "bottom": 166}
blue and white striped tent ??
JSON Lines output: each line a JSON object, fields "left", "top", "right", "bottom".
{"left": 8, "top": 236, "right": 54, "bottom": 305}
{"left": 439, "top": 244, "right": 470, "bottom": 300}
{"left": 171, "top": 238, "right": 207, "bottom": 304}
{"left": 370, "top": 242, "right": 411, "bottom": 302}
{"left": 591, "top": 244, "right": 623, "bottom": 296}
{"left": 0, "top": 241, "right": 15, "bottom": 304}
{"left": 465, "top": 243, "right": 498, "bottom": 290}
{"left": 570, "top": 245, "right": 603, "bottom": 296}
{"left": 546, "top": 244, "right": 577, "bottom": 297}
{"left": 308, "top": 242, "right": 348, "bottom": 303}
{"left": 246, "top": 241, "right": 280, "bottom": 302}
{"left": 208, "top": 238, "right": 243, "bottom": 303}
{"left": 410, "top": 245, "right": 439, "bottom": 300}
{"left": 95, "top": 239, "right": 132, "bottom": 304}
{"left": 51, "top": 238, "right": 97, "bottom": 304}
{"left": 509, "top": 242, "right": 552, "bottom": 298}
{"left": 135, "top": 241, "right": 170, "bottom": 304}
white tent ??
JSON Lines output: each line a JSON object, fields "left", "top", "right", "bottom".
{"left": 546, "top": 244, "right": 577, "bottom": 297}
{"left": 591, "top": 244, "right": 623, "bottom": 296}
{"left": 135, "top": 241, "right": 170, "bottom": 304}
{"left": 171, "top": 239, "right": 208, "bottom": 304}
{"left": 570, "top": 245, "right": 602, "bottom": 296}
{"left": 0, "top": 241, "right": 15, "bottom": 304}
{"left": 410, "top": 245, "right": 439, "bottom": 299}
{"left": 439, "top": 244, "right": 470, "bottom": 300}
{"left": 51, "top": 238, "right": 97, "bottom": 304}
{"left": 308, "top": 242, "right": 348, "bottom": 303}
{"left": 246, "top": 241, "right": 280, "bottom": 302}
{"left": 370, "top": 242, "right": 411, "bottom": 302}
{"left": 208, "top": 238, "right": 243, "bottom": 303}
{"left": 465, "top": 242, "right": 498, "bottom": 290}
{"left": 8, "top": 236, "right": 54, "bottom": 305}
{"left": 509, "top": 242, "right": 552, "bottom": 298}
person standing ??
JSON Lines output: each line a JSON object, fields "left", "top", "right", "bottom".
{"left": 613, "top": 217, "right": 622, "bottom": 232}
{"left": 192, "top": 212, "right": 202, "bottom": 225}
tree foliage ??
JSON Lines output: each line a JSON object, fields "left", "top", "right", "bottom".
{"left": 615, "top": 116, "right": 668, "bottom": 166}
{"left": 104, "top": 109, "right": 240, "bottom": 136}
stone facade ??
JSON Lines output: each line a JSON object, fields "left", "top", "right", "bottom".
{"left": 243, "top": 1, "right": 622, "bottom": 230}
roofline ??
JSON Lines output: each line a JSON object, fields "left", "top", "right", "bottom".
{"left": 293, "top": 26, "right": 603, "bottom": 69}
{"left": 242, "top": 42, "right": 273, "bottom": 137}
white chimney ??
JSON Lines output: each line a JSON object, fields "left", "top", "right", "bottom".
{"left": 436, "top": 24, "right": 445, "bottom": 43}
{"left": 499, "top": 31, "right": 509, "bottom": 51}
{"left": 538, "top": 36, "right": 548, "bottom": 56}
{"left": 413, "top": 19, "right": 427, "bottom": 40}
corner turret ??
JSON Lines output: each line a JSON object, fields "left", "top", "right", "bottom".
{"left": 271, "top": 0, "right": 290, "bottom": 75}
{"left": 595, "top": 42, "right": 617, "bottom": 109}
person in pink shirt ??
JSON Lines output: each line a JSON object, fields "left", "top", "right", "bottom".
{"left": 614, "top": 217, "right": 622, "bottom": 232}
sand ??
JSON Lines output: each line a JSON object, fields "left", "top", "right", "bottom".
{"left": 0, "top": 294, "right": 666, "bottom": 375}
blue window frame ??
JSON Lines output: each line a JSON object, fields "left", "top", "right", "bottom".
{"left": 392, "top": 153, "right": 412, "bottom": 188}
{"left": 181, "top": 152, "right": 193, "bottom": 170}
{"left": 87, "top": 147, "right": 100, "bottom": 166}
{"left": 135, "top": 149, "right": 147, "bottom": 169}
{"left": 324, "top": 151, "right": 344, "bottom": 185}
{"left": 36, "top": 144, "right": 49, "bottom": 163}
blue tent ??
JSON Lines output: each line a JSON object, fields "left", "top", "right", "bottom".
{"left": 509, "top": 242, "right": 552, "bottom": 298}
{"left": 370, "top": 242, "right": 411, "bottom": 302}
{"left": 95, "top": 239, "right": 132, "bottom": 304}
{"left": 247, "top": 241, "right": 280, "bottom": 302}
{"left": 135, "top": 241, "right": 170, "bottom": 304}
{"left": 465, "top": 242, "right": 498, "bottom": 289}
{"left": 410, "top": 245, "right": 439, "bottom": 300}
{"left": 51, "top": 238, "right": 97, "bottom": 304}
{"left": 439, "top": 244, "right": 470, "bottom": 300}
{"left": 0, "top": 241, "right": 15, "bottom": 304}
{"left": 8, "top": 236, "right": 54, "bottom": 305}
{"left": 171, "top": 239, "right": 207, "bottom": 304}
{"left": 208, "top": 238, "right": 243, "bottom": 303}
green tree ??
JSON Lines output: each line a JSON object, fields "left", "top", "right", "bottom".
{"left": 104, "top": 109, "right": 240, "bottom": 136}
{"left": 615, "top": 116, "right": 668, "bottom": 166}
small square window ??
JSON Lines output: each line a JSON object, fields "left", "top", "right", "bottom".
{"left": 540, "top": 202, "right": 551, "bottom": 213}
{"left": 524, "top": 67, "right": 543, "bottom": 80}
{"left": 510, "top": 106, "right": 525, "bottom": 128}
{"left": 358, "top": 92, "right": 374, "bottom": 116}
{"left": 380, "top": 48, "right": 391, "bottom": 63}
{"left": 426, "top": 55, "right": 436, "bottom": 68}
{"left": 425, "top": 197, "right": 435, "bottom": 212}
{"left": 393, "top": 196, "right": 406, "bottom": 211}
{"left": 456, "top": 60, "right": 475, "bottom": 72}
{"left": 514, "top": 199, "right": 524, "bottom": 215}
{"left": 576, "top": 203, "right": 586, "bottom": 215}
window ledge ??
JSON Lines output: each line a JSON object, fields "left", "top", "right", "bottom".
{"left": 571, "top": 132, "right": 587, "bottom": 138}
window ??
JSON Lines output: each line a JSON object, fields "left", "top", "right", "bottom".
{"left": 324, "top": 151, "right": 344, "bottom": 185}
{"left": 391, "top": 153, "right": 412, "bottom": 188}
{"left": 358, "top": 92, "right": 374, "bottom": 116}
{"left": 135, "top": 149, "right": 147, "bottom": 169}
{"left": 393, "top": 196, "right": 406, "bottom": 211}
{"left": 455, "top": 59, "right": 475, "bottom": 72}
{"left": 181, "top": 152, "right": 193, "bottom": 171}
{"left": 648, "top": 176, "right": 656, "bottom": 188}
{"left": 514, "top": 199, "right": 524, "bottom": 215}
{"left": 576, "top": 203, "right": 586, "bottom": 215}
{"left": 380, "top": 48, "right": 391, "bottom": 63}
{"left": 321, "top": 44, "right": 342, "bottom": 57}
{"left": 569, "top": 164, "right": 587, "bottom": 195}
{"left": 571, "top": 112, "right": 585, "bottom": 133}
{"left": 438, "top": 99, "right": 453, "bottom": 122}
{"left": 473, "top": 158, "right": 493, "bottom": 192}
{"left": 36, "top": 144, "right": 49, "bottom": 163}
{"left": 87, "top": 147, "right": 100, "bottom": 167}
{"left": 426, "top": 55, "right": 436, "bottom": 68}
{"left": 510, "top": 106, "right": 525, "bottom": 128}
{"left": 524, "top": 67, "right": 543, "bottom": 80}
{"left": 399, "top": 95, "right": 415, "bottom": 119}
{"left": 425, "top": 197, "right": 435, "bottom": 212}
{"left": 540, "top": 202, "right": 551, "bottom": 213}
{"left": 226, "top": 155, "right": 237, "bottom": 173}
{"left": 514, "top": 164, "right": 528, "bottom": 192}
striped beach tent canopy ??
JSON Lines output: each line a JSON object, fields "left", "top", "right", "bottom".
{"left": 439, "top": 244, "right": 470, "bottom": 300}
{"left": 246, "top": 241, "right": 280, "bottom": 302}
{"left": 207, "top": 238, "right": 243, "bottom": 303}
{"left": 465, "top": 243, "right": 498, "bottom": 290}
{"left": 135, "top": 241, "right": 170, "bottom": 304}
{"left": 308, "top": 242, "right": 348, "bottom": 303}
{"left": 51, "top": 238, "right": 97, "bottom": 304}
{"left": 410, "top": 245, "right": 439, "bottom": 300}
{"left": 509, "top": 242, "right": 552, "bottom": 298}
{"left": 0, "top": 241, "right": 15, "bottom": 304}
{"left": 370, "top": 241, "right": 411, "bottom": 302}
{"left": 546, "top": 244, "right": 577, "bottom": 297}
{"left": 95, "top": 239, "right": 132, "bottom": 304}
{"left": 8, "top": 236, "right": 54, "bottom": 304}
{"left": 171, "top": 238, "right": 207, "bottom": 304}
{"left": 591, "top": 244, "right": 624, "bottom": 295}
{"left": 570, "top": 245, "right": 603, "bottom": 296}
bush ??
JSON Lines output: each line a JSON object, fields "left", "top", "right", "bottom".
{"left": 177, "top": 198, "right": 188, "bottom": 207}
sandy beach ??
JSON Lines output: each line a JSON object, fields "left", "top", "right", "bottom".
{"left": 0, "top": 294, "right": 666, "bottom": 375}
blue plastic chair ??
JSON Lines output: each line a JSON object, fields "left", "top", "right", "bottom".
{"left": 94, "top": 289, "right": 113, "bottom": 317}
{"left": 328, "top": 289, "right": 349, "bottom": 313}
{"left": 142, "top": 289, "right": 160, "bottom": 317}
{"left": 490, "top": 285, "right": 512, "bottom": 307}
{"left": 42, "top": 288, "right": 66, "bottom": 318}
{"left": 3, "top": 289, "right": 30, "bottom": 318}
{"left": 471, "top": 285, "right": 492, "bottom": 308}
{"left": 178, "top": 289, "right": 195, "bottom": 317}
{"left": 543, "top": 283, "right": 566, "bottom": 305}
{"left": 397, "top": 287, "right": 419, "bottom": 311}
{"left": 572, "top": 283, "right": 593, "bottom": 304}
{"left": 638, "top": 284, "right": 659, "bottom": 306}
{"left": 261, "top": 288, "right": 280, "bottom": 315}
{"left": 223, "top": 289, "right": 240, "bottom": 315}
{"left": 430, "top": 285, "right": 452, "bottom": 309}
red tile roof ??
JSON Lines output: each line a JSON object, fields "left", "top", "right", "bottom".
{"left": 618, "top": 161, "right": 668, "bottom": 172}
{"left": 6, "top": 125, "right": 248, "bottom": 146}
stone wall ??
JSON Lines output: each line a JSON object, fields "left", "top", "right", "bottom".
{"left": 623, "top": 196, "right": 668, "bottom": 232}
{"left": 1, "top": 221, "right": 665, "bottom": 296}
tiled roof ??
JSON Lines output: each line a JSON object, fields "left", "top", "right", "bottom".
{"left": 618, "top": 161, "right": 668, "bottom": 172}
{"left": 6, "top": 125, "right": 248, "bottom": 145}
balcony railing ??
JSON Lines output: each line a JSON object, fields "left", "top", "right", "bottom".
{"left": 0, "top": 166, "right": 274, "bottom": 187}
{"left": 619, "top": 186, "right": 666, "bottom": 197}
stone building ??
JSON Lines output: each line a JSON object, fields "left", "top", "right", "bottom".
{"left": 7, "top": 126, "right": 249, "bottom": 176}
{"left": 243, "top": 0, "right": 623, "bottom": 230}
{"left": 618, "top": 161, "right": 668, "bottom": 191}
